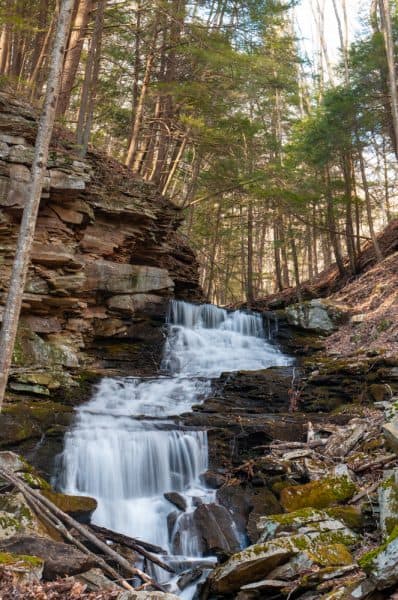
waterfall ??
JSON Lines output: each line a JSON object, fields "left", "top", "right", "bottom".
{"left": 58, "top": 301, "right": 291, "bottom": 594}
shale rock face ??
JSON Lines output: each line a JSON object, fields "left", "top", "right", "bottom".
{"left": 0, "top": 94, "right": 201, "bottom": 395}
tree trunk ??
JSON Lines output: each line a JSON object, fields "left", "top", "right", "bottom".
{"left": 56, "top": 0, "right": 93, "bottom": 117}
{"left": 125, "top": 22, "right": 159, "bottom": 169}
{"left": 76, "top": 0, "right": 106, "bottom": 155}
{"left": 379, "top": 0, "right": 398, "bottom": 159}
{"left": 358, "top": 146, "right": 383, "bottom": 261}
{"left": 246, "top": 198, "right": 254, "bottom": 305}
{"left": 0, "top": 0, "right": 74, "bottom": 408}
{"left": 325, "top": 167, "right": 346, "bottom": 276}
{"left": 273, "top": 220, "right": 283, "bottom": 292}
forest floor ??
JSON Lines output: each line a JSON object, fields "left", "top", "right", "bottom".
{"left": 245, "top": 219, "right": 398, "bottom": 358}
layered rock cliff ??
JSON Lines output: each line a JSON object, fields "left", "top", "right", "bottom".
{"left": 0, "top": 93, "right": 201, "bottom": 398}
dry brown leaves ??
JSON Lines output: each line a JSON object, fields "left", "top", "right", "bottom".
{"left": 0, "top": 570, "right": 120, "bottom": 600}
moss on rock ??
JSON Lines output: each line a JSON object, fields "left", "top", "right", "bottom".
{"left": 42, "top": 490, "right": 97, "bottom": 517}
{"left": 280, "top": 477, "right": 357, "bottom": 512}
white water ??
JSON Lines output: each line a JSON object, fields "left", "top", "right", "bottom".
{"left": 58, "top": 301, "right": 291, "bottom": 593}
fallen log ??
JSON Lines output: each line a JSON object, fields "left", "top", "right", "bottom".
{"left": 89, "top": 524, "right": 175, "bottom": 574}
{"left": 0, "top": 467, "right": 163, "bottom": 591}
{"left": 352, "top": 454, "right": 396, "bottom": 474}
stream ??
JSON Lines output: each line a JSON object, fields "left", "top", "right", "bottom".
{"left": 57, "top": 300, "right": 291, "bottom": 597}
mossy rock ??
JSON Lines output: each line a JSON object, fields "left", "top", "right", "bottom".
{"left": 210, "top": 533, "right": 354, "bottom": 594}
{"left": 0, "top": 551, "right": 44, "bottom": 583}
{"left": 0, "top": 492, "right": 49, "bottom": 540}
{"left": 358, "top": 525, "right": 398, "bottom": 589}
{"left": 0, "top": 400, "right": 73, "bottom": 446}
{"left": 42, "top": 490, "right": 97, "bottom": 519}
{"left": 257, "top": 507, "right": 361, "bottom": 542}
{"left": 280, "top": 477, "right": 357, "bottom": 512}
{"left": 325, "top": 506, "right": 363, "bottom": 531}
{"left": 0, "top": 552, "right": 43, "bottom": 568}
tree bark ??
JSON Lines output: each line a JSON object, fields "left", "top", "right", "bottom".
{"left": 0, "top": 0, "right": 75, "bottom": 408}
{"left": 56, "top": 0, "right": 93, "bottom": 117}
{"left": 125, "top": 21, "right": 159, "bottom": 169}
{"left": 358, "top": 146, "right": 383, "bottom": 261}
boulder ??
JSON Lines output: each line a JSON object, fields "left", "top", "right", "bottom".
{"left": 210, "top": 533, "right": 354, "bottom": 594}
{"left": 280, "top": 477, "right": 356, "bottom": 512}
{"left": 193, "top": 503, "right": 241, "bottom": 558}
{"left": 0, "top": 535, "right": 98, "bottom": 579}
{"left": 209, "top": 542, "right": 293, "bottom": 594}
{"left": 285, "top": 299, "right": 349, "bottom": 334}
{"left": 257, "top": 508, "right": 358, "bottom": 546}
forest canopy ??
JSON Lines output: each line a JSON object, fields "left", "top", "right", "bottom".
{"left": 0, "top": 0, "right": 397, "bottom": 304}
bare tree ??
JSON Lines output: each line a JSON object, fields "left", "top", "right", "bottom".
{"left": 0, "top": 0, "right": 75, "bottom": 409}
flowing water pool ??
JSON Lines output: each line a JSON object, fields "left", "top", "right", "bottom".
{"left": 57, "top": 300, "right": 291, "bottom": 596}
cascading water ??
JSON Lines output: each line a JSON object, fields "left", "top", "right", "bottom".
{"left": 57, "top": 301, "right": 291, "bottom": 596}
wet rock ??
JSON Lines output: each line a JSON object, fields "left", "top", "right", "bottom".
{"left": 167, "top": 511, "right": 178, "bottom": 538}
{"left": 0, "top": 535, "right": 97, "bottom": 579}
{"left": 193, "top": 503, "right": 241, "bottom": 558}
{"left": 280, "top": 477, "right": 356, "bottom": 512}
{"left": 164, "top": 492, "right": 187, "bottom": 512}
{"left": 0, "top": 552, "right": 43, "bottom": 584}
{"left": 217, "top": 482, "right": 282, "bottom": 542}
{"left": 177, "top": 567, "right": 203, "bottom": 590}
{"left": 200, "top": 470, "right": 225, "bottom": 488}
{"left": 285, "top": 299, "right": 349, "bottom": 334}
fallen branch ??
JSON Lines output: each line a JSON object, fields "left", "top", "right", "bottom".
{"left": 353, "top": 454, "right": 396, "bottom": 474}
{"left": 23, "top": 492, "right": 134, "bottom": 591}
{"left": 90, "top": 524, "right": 175, "bottom": 574}
{"left": 349, "top": 481, "right": 380, "bottom": 504}
{"left": 0, "top": 467, "right": 163, "bottom": 591}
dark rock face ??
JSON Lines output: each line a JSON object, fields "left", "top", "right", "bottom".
{"left": 0, "top": 535, "right": 97, "bottom": 579}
